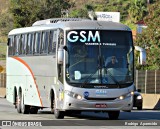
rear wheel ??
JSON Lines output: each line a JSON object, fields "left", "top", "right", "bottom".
{"left": 21, "top": 96, "right": 30, "bottom": 114}
{"left": 108, "top": 111, "right": 120, "bottom": 120}
{"left": 16, "top": 95, "right": 21, "bottom": 113}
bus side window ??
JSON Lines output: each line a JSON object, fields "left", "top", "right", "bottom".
{"left": 41, "top": 31, "right": 49, "bottom": 54}
{"left": 41, "top": 32, "right": 45, "bottom": 54}
{"left": 48, "top": 30, "right": 57, "bottom": 54}
{"left": 8, "top": 36, "right": 14, "bottom": 56}
{"left": 19, "top": 35, "right": 23, "bottom": 55}
{"left": 21, "top": 34, "right": 26, "bottom": 55}
{"left": 14, "top": 35, "right": 19, "bottom": 55}
{"left": 45, "top": 31, "right": 49, "bottom": 53}
{"left": 27, "top": 33, "right": 33, "bottom": 55}
{"left": 34, "top": 32, "right": 41, "bottom": 54}
{"left": 24, "top": 34, "right": 28, "bottom": 55}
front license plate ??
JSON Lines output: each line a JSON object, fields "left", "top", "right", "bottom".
{"left": 95, "top": 104, "right": 107, "bottom": 108}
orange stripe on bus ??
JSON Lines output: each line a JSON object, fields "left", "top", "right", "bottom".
{"left": 12, "top": 56, "right": 43, "bottom": 107}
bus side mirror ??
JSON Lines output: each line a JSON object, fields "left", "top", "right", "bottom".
{"left": 135, "top": 46, "right": 146, "bottom": 65}
{"left": 57, "top": 47, "right": 64, "bottom": 64}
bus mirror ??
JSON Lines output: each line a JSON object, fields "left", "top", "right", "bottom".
{"left": 135, "top": 46, "right": 146, "bottom": 65}
{"left": 58, "top": 47, "right": 64, "bottom": 64}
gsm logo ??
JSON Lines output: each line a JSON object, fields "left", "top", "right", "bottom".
{"left": 67, "top": 31, "right": 101, "bottom": 43}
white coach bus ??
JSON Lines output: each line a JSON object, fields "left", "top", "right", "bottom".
{"left": 6, "top": 18, "right": 146, "bottom": 119}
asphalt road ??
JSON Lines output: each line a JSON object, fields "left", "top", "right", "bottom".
{"left": 0, "top": 98, "right": 160, "bottom": 129}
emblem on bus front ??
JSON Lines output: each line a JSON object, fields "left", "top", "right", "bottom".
{"left": 83, "top": 91, "right": 89, "bottom": 98}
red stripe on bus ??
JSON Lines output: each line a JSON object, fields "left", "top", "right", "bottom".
{"left": 12, "top": 56, "right": 43, "bottom": 107}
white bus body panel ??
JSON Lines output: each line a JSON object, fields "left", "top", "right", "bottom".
{"left": 6, "top": 56, "right": 57, "bottom": 107}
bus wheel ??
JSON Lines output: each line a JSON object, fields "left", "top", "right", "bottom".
{"left": 54, "top": 99, "right": 64, "bottom": 119}
{"left": 16, "top": 94, "right": 21, "bottom": 113}
{"left": 21, "top": 96, "right": 30, "bottom": 114}
{"left": 30, "top": 107, "right": 38, "bottom": 114}
{"left": 108, "top": 111, "right": 120, "bottom": 120}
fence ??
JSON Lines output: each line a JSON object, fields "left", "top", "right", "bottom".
{"left": 135, "top": 70, "right": 160, "bottom": 94}
{"left": 0, "top": 70, "right": 160, "bottom": 94}
{"left": 0, "top": 73, "right": 6, "bottom": 88}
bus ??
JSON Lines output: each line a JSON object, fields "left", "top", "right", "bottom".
{"left": 6, "top": 18, "right": 146, "bottom": 119}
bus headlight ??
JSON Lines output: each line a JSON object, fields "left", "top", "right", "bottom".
{"left": 118, "top": 92, "right": 133, "bottom": 100}
{"left": 119, "top": 96, "right": 124, "bottom": 100}
{"left": 65, "top": 90, "right": 82, "bottom": 100}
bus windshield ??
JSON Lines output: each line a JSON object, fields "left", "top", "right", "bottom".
{"left": 66, "top": 30, "right": 134, "bottom": 87}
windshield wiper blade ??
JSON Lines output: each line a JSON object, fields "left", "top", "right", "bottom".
{"left": 104, "top": 67, "right": 121, "bottom": 88}
{"left": 81, "top": 65, "right": 102, "bottom": 87}
{"left": 81, "top": 71, "right": 97, "bottom": 88}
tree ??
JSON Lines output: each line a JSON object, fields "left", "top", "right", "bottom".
{"left": 136, "top": 0, "right": 160, "bottom": 70}
{"left": 9, "top": 0, "right": 71, "bottom": 27}
{"left": 128, "top": 0, "right": 147, "bottom": 23}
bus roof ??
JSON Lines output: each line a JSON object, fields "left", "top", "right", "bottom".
{"left": 8, "top": 19, "right": 131, "bottom": 35}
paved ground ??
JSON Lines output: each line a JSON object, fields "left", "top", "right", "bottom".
{"left": 0, "top": 98, "right": 160, "bottom": 129}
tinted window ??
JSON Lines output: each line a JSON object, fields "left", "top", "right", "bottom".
{"left": 27, "top": 33, "right": 34, "bottom": 54}
{"left": 8, "top": 36, "right": 14, "bottom": 56}
{"left": 34, "top": 32, "right": 41, "bottom": 54}
{"left": 48, "top": 30, "right": 57, "bottom": 54}
{"left": 41, "top": 31, "right": 49, "bottom": 54}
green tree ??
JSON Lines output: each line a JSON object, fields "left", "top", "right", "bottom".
{"left": 10, "top": 0, "right": 71, "bottom": 27}
{"left": 136, "top": 0, "right": 160, "bottom": 70}
{"left": 128, "top": 0, "right": 147, "bottom": 23}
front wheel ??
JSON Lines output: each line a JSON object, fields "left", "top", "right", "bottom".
{"left": 108, "top": 111, "right": 120, "bottom": 120}
{"left": 54, "top": 98, "right": 64, "bottom": 119}
{"left": 54, "top": 109, "right": 65, "bottom": 119}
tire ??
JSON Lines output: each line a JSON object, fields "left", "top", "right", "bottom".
{"left": 21, "top": 96, "right": 30, "bottom": 114}
{"left": 54, "top": 109, "right": 65, "bottom": 119}
{"left": 108, "top": 111, "right": 120, "bottom": 120}
{"left": 54, "top": 98, "right": 64, "bottom": 119}
{"left": 16, "top": 95, "right": 21, "bottom": 113}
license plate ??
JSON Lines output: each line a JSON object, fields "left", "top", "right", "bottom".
{"left": 95, "top": 104, "right": 107, "bottom": 108}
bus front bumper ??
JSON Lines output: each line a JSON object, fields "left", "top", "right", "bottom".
{"left": 63, "top": 96, "right": 133, "bottom": 111}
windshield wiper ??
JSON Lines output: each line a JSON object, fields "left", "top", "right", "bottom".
{"left": 104, "top": 67, "right": 121, "bottom": 88}
{"left": 81, "top": 67, "right": 100, "bottom": 87}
